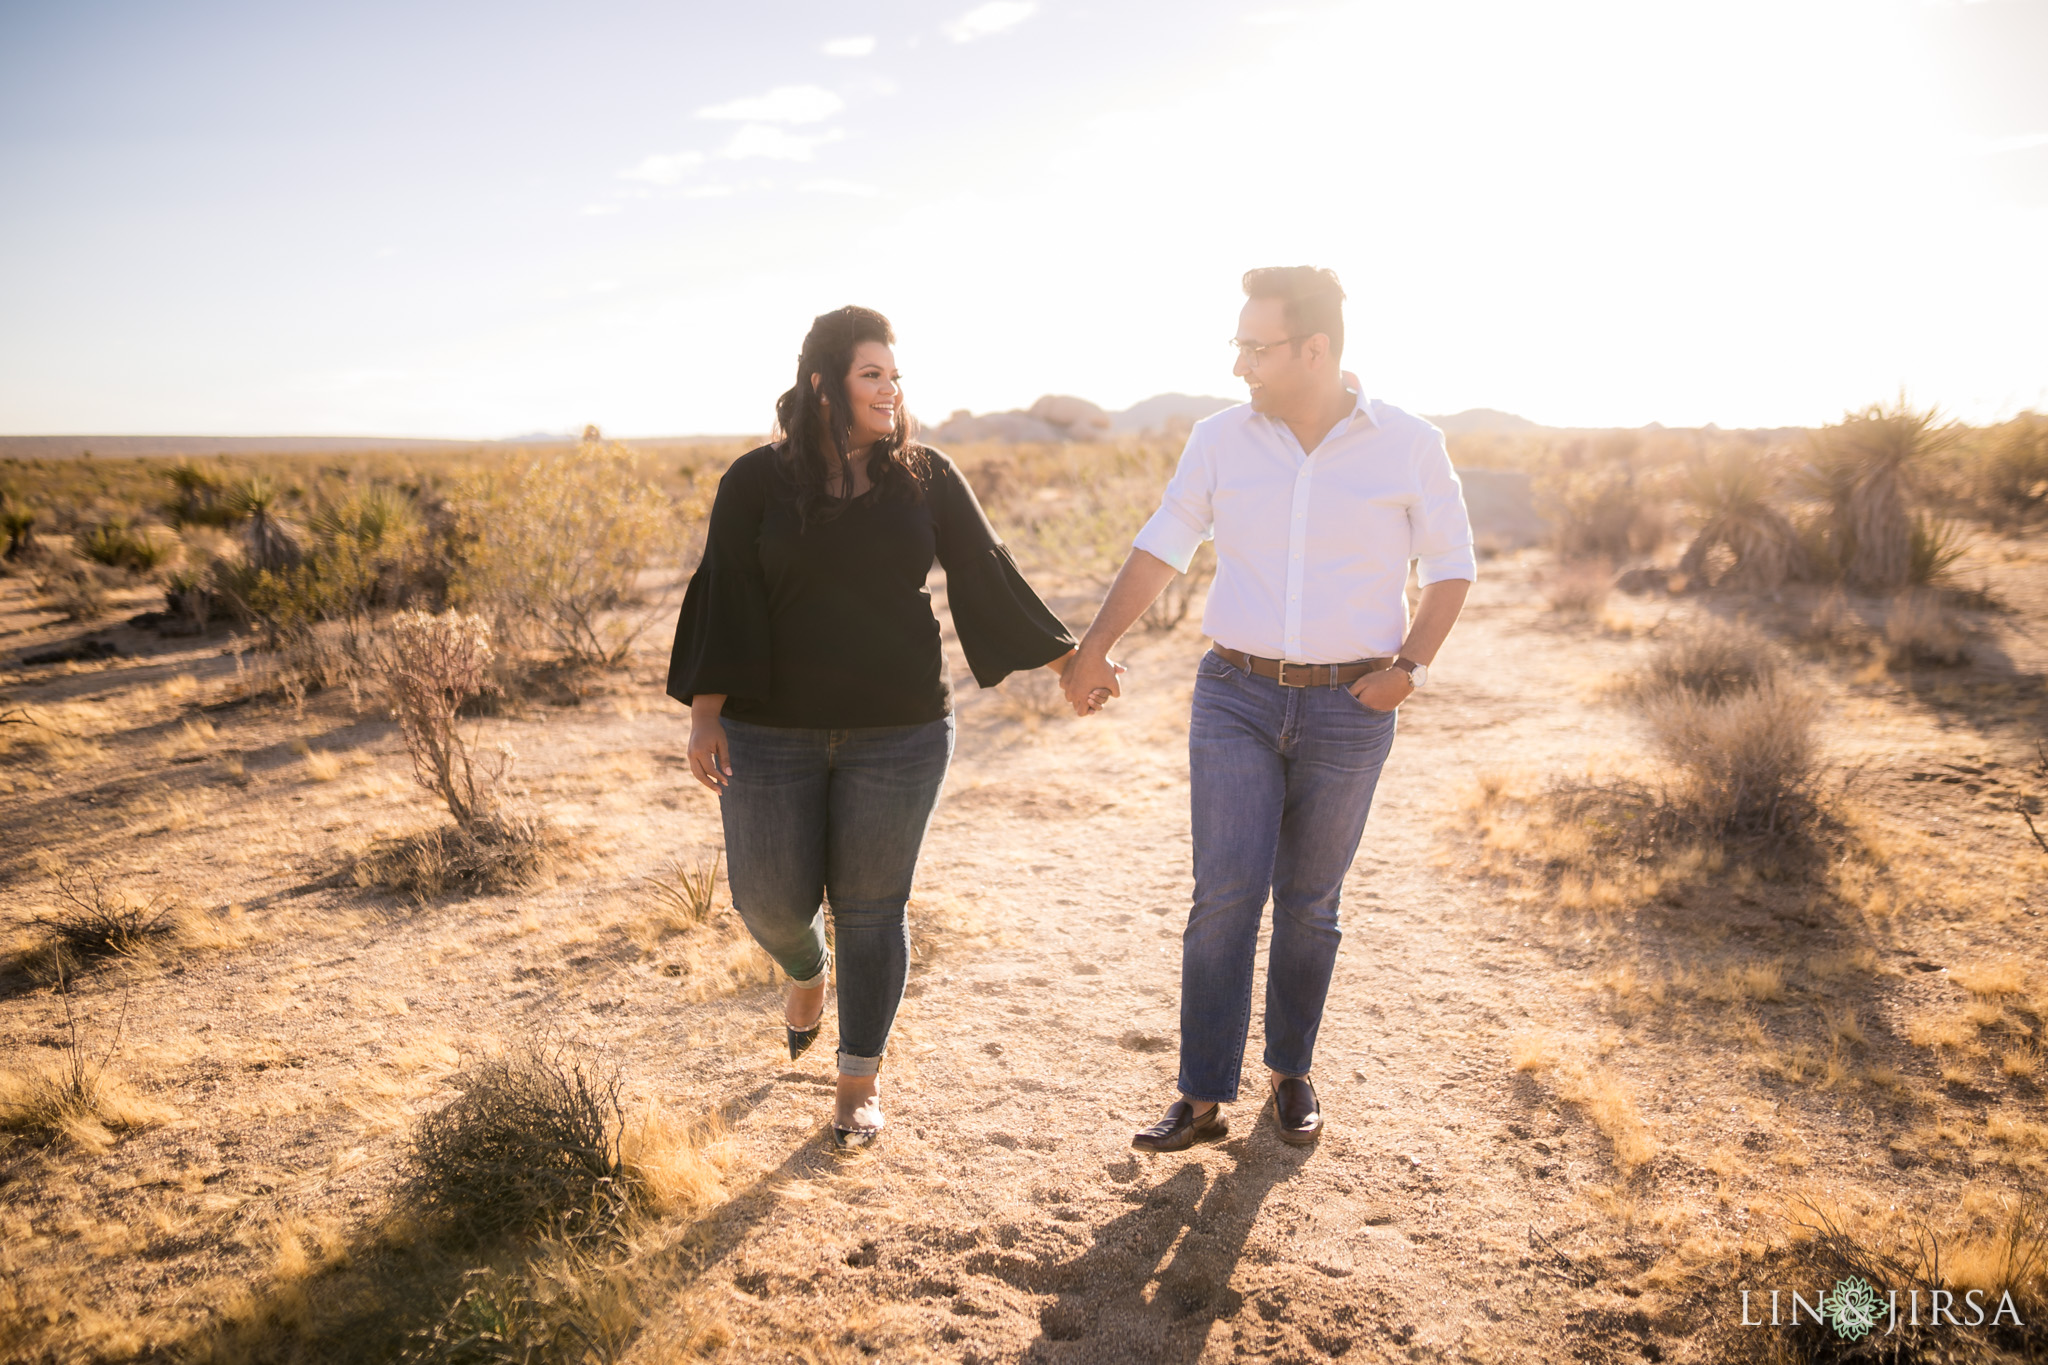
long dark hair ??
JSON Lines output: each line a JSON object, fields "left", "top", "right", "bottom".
{"left": 772, "top": 305, "right": 926, "bottom": 526}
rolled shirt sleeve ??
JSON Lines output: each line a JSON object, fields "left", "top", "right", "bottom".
{"left": 1131, "top": 426, "right": 1214, "bottom": 573}
{"left": 1410, "top": 427, "right": 1477, "bottom": 586}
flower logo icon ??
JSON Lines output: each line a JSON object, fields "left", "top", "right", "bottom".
{"left": 1821, "top": 1276, "right": 1882, "bottom": 1341}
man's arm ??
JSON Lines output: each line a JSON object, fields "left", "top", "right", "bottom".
{"left": 1348, "top": 577, "right": 1471, "bottom": 711}
{"left": 1061, "top": 549, "right": 1179, "bottom": 715}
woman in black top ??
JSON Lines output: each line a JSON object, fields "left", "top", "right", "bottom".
{"left": 668, "top": 305, "right": 1083, "bottom": 1149}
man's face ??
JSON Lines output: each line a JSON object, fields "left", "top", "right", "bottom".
{"left": 1234, "top": 297, "right": 1314, "bottom": 414}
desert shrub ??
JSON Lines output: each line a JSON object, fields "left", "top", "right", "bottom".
{"left": 406, "top": 1039, "right": 633, "bottom": 1244}
{"left": 1538, "top": 464, "right": 1666, "bottom": 561}
{"left": 380, "top": 609, "right": 503, "bottom": 825}
{"left": 643, "top": 853, "right": 721, "bottom": 932}
{"left": 162, "top": 567, "right": 224, "bottom": 631}
{"left": 1973, "top": 411, "right": 2048, "bottom": 519}
{"left": 1639, "top": 680, "right": 1821, "bottom": 837}
{"left": 1782, "top": 1196, "right": 2045, "bottom": 1361}
{"left": 224, "top": 482, "right": 434, "bottom": 655}
{"left": 1628, "top": 616, "right": 1820, "bottom": 838}
{"left": 353, "top": 812, "right": 564, "bottom": 899}
{"left": 76, "top": 519, "right": 174, "bottom": 573}
{"left": 0, "top": 958, "right": 172, "bottom": 1152}
{"left": 452, "top": 438, "right": 678, "bottom": 667}
{"left": 2, "top": 503, "right": 39, "bottom": 560}
{"left": 1675, "top": 447, "right": 1806, "bottom": 591}
{"left": 29, "top": 866, "right": 177, "bottom": 964}
{"left": 1803, "top": 398, "right": 1958, "bottom": 593}
{"left": 1884, "top": 590, "right": 1969, "bottom": 669}
{"left": 1638, "top": 617, "right": 1781, "bottom": 701}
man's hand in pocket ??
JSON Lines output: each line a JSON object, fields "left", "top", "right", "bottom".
{"left": 1348, "top": 668, "right": 1414, "bottom": 713}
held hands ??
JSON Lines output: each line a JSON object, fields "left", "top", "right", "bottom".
{"left": 1059, "top": 648, "right": 1125, "bottom": 718}
{"left": 1348, "top": 667, "right": 1415, "bottom": 713}
{"left": 687, "top": 714, "right": 732, "bottom": 792}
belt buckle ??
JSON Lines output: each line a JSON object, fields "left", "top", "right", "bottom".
{"left": 1277, "top": 660, "right": 1311, "bottom": 688}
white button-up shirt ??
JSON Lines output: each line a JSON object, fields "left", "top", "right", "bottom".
{"left": 1132, "top": 387, "right": 1476, "bottom": 663}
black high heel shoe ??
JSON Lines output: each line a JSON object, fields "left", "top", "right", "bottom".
{"left": 785, "top": 984, "right": 824, "bottom": 1061}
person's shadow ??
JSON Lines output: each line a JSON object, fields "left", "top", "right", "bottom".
{"left": 977, "top": 1133, "right": 1306, "bottom": 1361}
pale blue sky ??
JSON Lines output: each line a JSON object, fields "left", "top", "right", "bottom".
{"left": 2, "top": 0, "right": 2044, "bottom": 436}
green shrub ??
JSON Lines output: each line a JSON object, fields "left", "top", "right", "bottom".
{"left": 76, "top": 520, "right": 174, "bottom": 573}
{"left": 406, "top": 1039, "right": 631, "bottom": 1243}
{"left": 451, "top": 439, "right": 678, "bottom": 666}
{"left": 1, "top": 504, "right": 36, "bottom": 560}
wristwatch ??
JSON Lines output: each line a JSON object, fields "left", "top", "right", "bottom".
{"left": 1392, "top": 657, "right": 1428, "bottom": 688}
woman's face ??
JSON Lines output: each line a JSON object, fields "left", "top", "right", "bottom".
{"left": 834, "top": 340, "right": 900, "bottom": 448}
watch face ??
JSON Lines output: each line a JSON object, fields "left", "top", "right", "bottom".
{"left": 1407, "top": 662, "right": 1428, "bottom": 688}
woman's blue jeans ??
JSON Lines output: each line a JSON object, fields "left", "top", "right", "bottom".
{"left": 1178, "top": 650, "right": 1398, "bottom": 1103}
{"left": 717, "top": 715, "right": 953, "bottom": 1077}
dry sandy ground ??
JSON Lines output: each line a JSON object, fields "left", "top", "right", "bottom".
{"left": 2, "top": 543, "right": 2045, "bottom": 1364}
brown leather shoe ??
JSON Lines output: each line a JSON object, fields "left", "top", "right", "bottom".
{"left": 1131, "top": 1100, "right": 1227, "bottom": 1153}
{"left": 1270, "top": 1076, "right": 1323, "bottom": 1146}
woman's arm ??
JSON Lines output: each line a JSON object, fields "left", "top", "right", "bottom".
{"left": 687, "top": 693, "right": 730, "bottom": 791}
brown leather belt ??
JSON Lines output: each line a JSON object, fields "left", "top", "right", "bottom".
{"left": 1211, "top": 646, "right": 1394, "bottom": 688}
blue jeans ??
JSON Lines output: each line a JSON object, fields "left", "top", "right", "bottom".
{"left": 1178, "top": 650, "right": 1398, "bottom": 1103}
{"left": 717, "top": 715, "right": 954, "bottom": 1077}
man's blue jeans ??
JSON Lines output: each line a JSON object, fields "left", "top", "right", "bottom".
{"left": 717, "top": 715, "right": 954, "bottom": 1077}
{"left": 1178, "top": 650, "right": 1398, "bottom": 1103}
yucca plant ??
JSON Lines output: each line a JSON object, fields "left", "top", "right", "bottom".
{"left": 159, "top": 461, "right": 238, "bottom": 527}
{"left": 1803, "top": 398, "right": 1958, "bottom": 593}
{"left": 1907, "top": 512, "right": 1969, "bottom": 586}
{"left": 228, "top": 476, "right": 302, "bottom": 573}
{"left": 1674, "top": 447, "right": 1806, "bottom": 591}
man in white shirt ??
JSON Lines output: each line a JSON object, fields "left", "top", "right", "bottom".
{"left": 1063, "top": 266, "right": 1474, "bottom": 1151}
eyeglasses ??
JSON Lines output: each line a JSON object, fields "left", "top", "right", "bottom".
{"left": 1229, "top": 335, "right": 1310, "bottom": 366}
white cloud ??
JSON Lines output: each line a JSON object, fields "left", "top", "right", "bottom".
{"left": 680, "top": 184, "right": 736, "bottom": 198}
{"left": 618, "top": 151, "right": 706, "bottom": 185}
{"left": 696, "top": 84, "right": 844, "bottom": 124}
{"left": 799, "top": 178, "right": 879, "bottom": 197}
{"left": 579, "top": 203, "right": 623, "bottom": 216}
{"left": 943, "top": 2, "right": 1036, "bottom": 42}
{"left": 720, "top": 124, "right": 843, "bottom": 162}
{"left": 822, "top": 36, "right": 876, "bottom": 57}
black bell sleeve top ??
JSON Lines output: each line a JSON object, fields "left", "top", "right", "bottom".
{"left": 666, "top": 444, "right": 1077, "bottom": 729}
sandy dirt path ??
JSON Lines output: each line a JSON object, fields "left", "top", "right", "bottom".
{"left": 616, "top": 566, "right": 1683, "bottom": 1364}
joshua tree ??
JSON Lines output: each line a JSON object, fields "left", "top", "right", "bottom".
{"left": 1803, "top": 398, "right": 1956, "bottom": 593}
{"left": 1675, "top": 447, "right": 1807, "bottom": 591}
